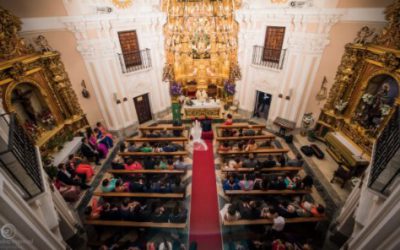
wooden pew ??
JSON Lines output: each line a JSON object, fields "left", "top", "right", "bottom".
{"left": 218, "top": 148, "right": 289, "bottom": 156}
{"left": 224, "top": 189, "right": 311, "bottom": 196}
{"left": 216, "top": 123, "right": 265, "bottom": 130}
{"left": 139, "top": 124, "right": 186, "bottom": 133}
{"left": 93, "top": 192, "right": 184, "bottom": 199}
{"left": 85, "top": 220, "right": 186, "bottom": 229}
{"left": 126, "top": 137, "right": 188, "bottom": 144}
{"left": 109, "top": 169, "right": 185, "bottom": 174}
{"left": 223, "top": 216, "right": 327, "bottom": 226}
{"left": 216, "top": 134, "right": 275, "bottom": 142}
{"left": 119, "top": 151, "right": 188, "bottom": 157}
{"left": 220, "top": 167, "right": 302, "bottom": 173}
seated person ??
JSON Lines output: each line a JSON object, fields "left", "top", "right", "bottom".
{"left": 242, "top": 154, "right": 259, "bottom": 169}
{"left": 173, "top": 156, "right": 189, "bottom": 170}
{"left": 94, "top": 127, "right": 113, "bottom": 149}
{"left": 238, "top": 174, "right": 255, "bottom": 191}
{"left": 151, "top": 205, "right": 169, "bottom": 222}
{"left": 223, "top": 174, "right": 240, "bottom": 190}
{"left": 166, "top": 159, "right": 175, "bottom": 170}
{"left": 127, "top": 142, "right": 137, "bottom": 152}
{"left": 146, "top": 131, "right": 161, "bottom": 138}
{"left": 224, "top": 114, "right": 233, "bottom": 125}
{"left": 219, "top": 142, "right": 231, "bottom": 152}
{"left": 80, "top": 137, "right": 100, "bottom": 165}
{"left": 156, "top": 158, "right": 168, "bottom": 169}
{"left": 125, "top": 158, "right": 143, "bottom": 170}
{"left": 301, "top": 201, "right": 325, "bottom": 217}
{"left": 277, "top": 201, "right": 298, "bottom": 218}
{"left": 111, "top": 156, "right": 125, "bottom": 170}
{"left": 221, "top": 203, "right": 241, "bottom": 221}
{"left": 169, "top": 202, "right": 187, "bottom": 223}
{"left": 162, "top": 143, "right": 178, "bottom": 152}
{"left": 119, "top": 141, "right": 127, "bottom": 152}
{"left": 284, "top": 176, "right": 299, "bottom": 189}
{"left": 115, "top": 179, "right": 129, "bottom": 192}
{"left": 170, "top": 177, "right": 185, "bottom": 193}
{"left": 139, "top": 143, "right": 153, "bottom": 152}
{"left": 262, "top": 155, "right": 277, "bottom": 168}
{"left": 55, "top": 180, "right": 81, "bottom": 202}
{"left": 66, "top": 154, "right": 82, "bottom": 175}
{"left": 129, "top": 177, "right": 146, "bottom": 192}
{"left": 243, "top": 129, "right": 256, "bottom": 136}
{"left": 277, "top": 154, "right": 286, "bottom": 166}
{"left": 287, "top": 153, "right": 304, "bottom": 167}
{"left": 143, "top": 156, "right": 156, "bottom": 169}
{"left": 84, "top": 197, "right": 103, "bottom": 219}
{"left": 57, "top": 163, "right": 89, "bottom": 189}
{"left": 75, "top": 161, "right": 95, "bottom": 182}
{"left": 100, "top": 203, "right": 121, "bottom": 220}
{"left": 101, "top": 178, "right": 119, "bottom": 192}
{"left": 239, "top": 200, "right": 261, "bottom": 220}
{"left": 245, "top": 139, "right": 258, "bottom": 151}
{"left": 301, "top": 175, "right": 314, "bottom": 190}
{"left": 270, "top": 176, "right": 286, "bottom": 190}
{"left": 227, "top": 158, "right": 242, "bottom": 169}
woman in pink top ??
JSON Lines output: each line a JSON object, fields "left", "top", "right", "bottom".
{"left": 75, "top": 162, "right": 95, "bottom": 182}
{"left": 124, "top": 158, "right": 143, "bottom": 170}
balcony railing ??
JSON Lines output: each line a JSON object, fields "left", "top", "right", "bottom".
{"left": 0, "top": 113, "right": 43, "bottom": 199}
{"left": 252, "top": 46, "right": 286, "bottom": 70}
{"left": 118, "top": 49, "right": 152, "bottom": 74}
{"left": 368, "top": 106, "right": 400, "bottom": 196}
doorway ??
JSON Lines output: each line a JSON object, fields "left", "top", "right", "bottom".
{"left": 253, "top": 91, "right": 272, "bottom": 120}
{"left": 133, "top": 93, "right": 152, "bottom": 124}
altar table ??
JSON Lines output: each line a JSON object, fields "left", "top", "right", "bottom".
{"left": 183, "top": 100, "right": 221, "bottom": 118}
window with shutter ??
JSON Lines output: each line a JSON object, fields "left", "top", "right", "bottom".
{"left": 118, "top": 30, "right": 142, "bottom": 67}
{"left": 263, "top": 26, "right": 285, "bottom": 63}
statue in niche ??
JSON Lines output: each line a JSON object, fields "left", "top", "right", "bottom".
{"left": 355, "top": 82, "right": 394, "bottom": 133}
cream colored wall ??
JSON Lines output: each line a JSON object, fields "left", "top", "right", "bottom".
{"left": 0, "top": 0, "right": 67, "bottom": 17}
{"left": 22, "top": 31, "right": 104, "bottom": 126}
{"left": 304, "top": 21, "right": 386, "bottom": 119}
{"left": 337, "top": 0, "right": 394, "bottom": 8}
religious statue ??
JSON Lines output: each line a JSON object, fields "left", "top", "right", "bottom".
{"left": 353, "top": 26, "right": 375, "bottom": 45}
{"left": 196, "top": 89, "right": 208, "bottom": 102}
{"left": 34, "top": 35, "right": 53, "bottom": 52}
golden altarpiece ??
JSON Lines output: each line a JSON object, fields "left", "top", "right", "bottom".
{"left": 162, "top": 0, "right": 241, "bottom": 106}
{"left": 315, "top": 0, "right": 400, "bottom": 172}
{"left": 0, "top": 7, "right": 88, "bottom": 154}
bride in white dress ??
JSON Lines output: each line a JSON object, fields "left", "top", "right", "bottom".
{"left": 190, "top": 119, "right": 208, "bottom": 151}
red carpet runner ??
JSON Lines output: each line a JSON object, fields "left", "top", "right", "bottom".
{"left": 189, "top": 140, "right": 222, "bottom": 249}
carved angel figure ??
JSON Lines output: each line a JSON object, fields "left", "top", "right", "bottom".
{"left": 35, "top": 35, "right": 53, "bottom": 52}
{"left": 353, "top": 26, "right": 375, "bottom": 45}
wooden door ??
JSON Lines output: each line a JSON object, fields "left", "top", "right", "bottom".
{"left": 133, "top": 94, "right": 152, "bottom": 124}
{"left": 263, "top": 26, "right": 285, "bottom": 62}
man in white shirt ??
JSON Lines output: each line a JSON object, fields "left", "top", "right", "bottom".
{"left": 272, "top": 215, "right": 285, "bottom": 232}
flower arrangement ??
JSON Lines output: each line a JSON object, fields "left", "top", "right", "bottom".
{"left": 170, "top": 82, "right": 182, "bottom": 96}
{"left": 380, "top": 104, "right": 391, "bottom": 116}
{"left": 362, "top": 93, "right": 374, "bottom": 105}
{"left": 335, "top": 99, "right": 348, "bottom": 112}
{"left": 224, "top": 81, "right": 236, "bottom": 96}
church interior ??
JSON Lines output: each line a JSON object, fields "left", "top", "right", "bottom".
{"left": 0, "top": 0, "right": 399, "bottom": 249}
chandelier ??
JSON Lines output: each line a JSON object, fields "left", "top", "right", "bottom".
{"left": 163, "top": 0, "right": 240, "bottom": 85}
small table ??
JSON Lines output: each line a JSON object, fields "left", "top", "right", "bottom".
{"left": 273, "top": 117, "right": 296, "bottom": 136}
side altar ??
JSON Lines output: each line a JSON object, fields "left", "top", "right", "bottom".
{"left": 315, "top": 1, "right": 400, "bottom": 173}
{"left": 0, "top": 7, "right": 88, "bottom": 155}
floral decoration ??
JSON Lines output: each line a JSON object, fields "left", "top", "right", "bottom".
{"left": 335, "top": 99, "right": 348, "bottom": 112}
{"left": 380, "top": 104, "right": 391, "bottom": 116}
{"left": 362, "top": 93, "right": 374, "bottom": 105}
{"left": 170, "top": 82, "right": 183, "bottom": 96}
{"left": 224, "top": 81, "right": 236, "bottom": 96}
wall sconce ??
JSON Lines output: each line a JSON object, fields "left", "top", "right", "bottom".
{"left": 123, "top": 97, "right": 128, "bottom": 102}
{"left": 285, "top": 88, "right": 293, "bottom": 100}
{"left": 316, "top": 76, "right": 328, "bottom": 101}
{"left": 113, "top": 92, "right": 121, "bottom": 104}
{"left": 278, "top": 94, "right": 283, "bottom": 98}
{"left": 81, "top": 80, "right": 90, "bottom": 99}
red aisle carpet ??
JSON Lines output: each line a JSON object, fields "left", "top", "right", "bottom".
{"left": 189, "top": 140, "right": 222, "bottom": 249}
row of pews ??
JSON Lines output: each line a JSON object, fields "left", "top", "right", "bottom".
{"left": 85, "top": 123, "right": 190, "bottom": 229}
{"left": 215, "top": 122, "right": 327, "bottom": 227}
